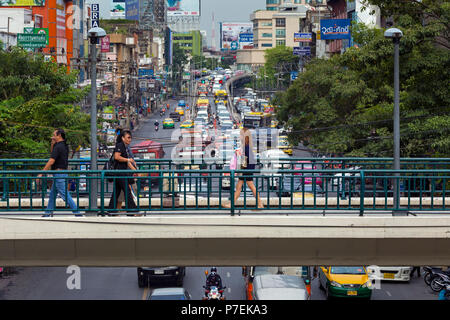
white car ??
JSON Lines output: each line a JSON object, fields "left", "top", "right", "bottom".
{"left": 367, "top": 266, "right": 412, "bottom": 282}
{"left": 331, "top": 165, "right": 361, "bottom": 186}
{"left": 260, "top": 149, "right": 291, "bottom": 189}
{"left": 148, "top": 287, "right": 191, "bottom": 300}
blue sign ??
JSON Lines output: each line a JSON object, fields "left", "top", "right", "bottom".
{"left": 230, "top": 41, "right": 239, "bottom": 50}
{"left": 320, "top": 19, "right": 351, "bottom": 40}
{"left": 239, "top": 33, "right": 254, "bottom": 43}
{"left": 138, "top": 68, "right": 154, "bottom": 78}
{"left": 293, "top": 47, "right": 311, "bottom": 56}
{"left": 126, "top": 0, "right": 139, "bottom": 21}
{"left": 91, "top": 4, "right": 99, "bottom": 28}
{"left": 290, "top": 71, "right": 298, "bottom": 81}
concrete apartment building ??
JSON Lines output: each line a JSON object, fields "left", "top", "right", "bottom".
{"left": 237, "top": 0, "right": 382, "bottom": 70}
{"left": 237, "top": 1, "right": 309, "bottom": 71}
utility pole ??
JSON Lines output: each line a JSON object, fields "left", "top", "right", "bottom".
{"left": 88, "top": 27, "right": 106, "bottom": 212}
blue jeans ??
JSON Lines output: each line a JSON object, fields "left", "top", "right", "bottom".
{"left": 45, "top": 174, "right": 79, "bottom": 215}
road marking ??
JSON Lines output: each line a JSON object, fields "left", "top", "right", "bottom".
{"left": 142, "top": 287, "right": 149, "bottom": 300}
{"left": 227, "top": 272, "right": 231, "bottom": 278}
{"left": 386, "top": 291, "right": 392, "bottom": 297}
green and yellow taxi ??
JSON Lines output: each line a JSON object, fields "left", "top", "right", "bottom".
{"left": 318, "top": 266, "right": 372, "bottom": 299}
{"left": 180, "top": 120, "right": 194, "bottom": 129}
{"left": 270, "top": 120, "right": 279, "bottom": 128}
{"left": 163, "top": 118, "right": 175, "bottom": 129}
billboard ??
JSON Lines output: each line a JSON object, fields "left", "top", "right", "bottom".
{"left": 110, "top": 0, "right": 125, "bottom": 18}
{"left": 320, "top": 19, "right": 351, "bottom": 40}
{"left": 0, "top": 0, "right": 44, "bottom": 6}
{"left": 166, "top": 0, "right": 200, "bottom": 16}
{"left": 221, "top": 22, "right": 253, "bottom": 51}
{"left": 125, "top": 0, "right": 139, "bottom": 20}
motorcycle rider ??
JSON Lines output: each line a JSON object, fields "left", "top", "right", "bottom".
{"left": 154, "top": 119, "right": 160, "bottom": 130}
{"left": 205, "top": 267, "right": 223, "bottom": 296}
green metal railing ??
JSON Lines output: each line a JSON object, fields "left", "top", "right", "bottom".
{"left": 2, "top": 158, "right": 449, "bottom": 202}
{"left": 1, "top": 168, "right": 449, "bottom": 216}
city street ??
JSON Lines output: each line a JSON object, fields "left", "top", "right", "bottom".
{"left": 0, "top": 266, "right": 439, "bottom": 300}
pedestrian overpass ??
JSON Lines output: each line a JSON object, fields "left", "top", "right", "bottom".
{"left": 0, "top": 214, "right": 449, "bottom": 267}
{"left": 1, "top": 157, "right": 449, "bottom": 266}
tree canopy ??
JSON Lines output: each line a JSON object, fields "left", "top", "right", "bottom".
{"left": 276, "top": 0, "right": 450, "bottom": 157}
{"left": 0, "top": 47, "right": 90, "bottom": 158}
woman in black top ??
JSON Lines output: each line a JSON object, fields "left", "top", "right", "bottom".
{"left": 107, "top": 130, "right": 138, "bottom": 213}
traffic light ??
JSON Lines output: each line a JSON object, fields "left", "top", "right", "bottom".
{"left": 201, "top": 79, "right": 205, "bottom": 84}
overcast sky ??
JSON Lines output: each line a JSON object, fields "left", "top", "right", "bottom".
{"left": 200, "top": 0, "right": 266, "bottom": 48}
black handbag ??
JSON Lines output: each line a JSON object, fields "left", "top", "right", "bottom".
{"left": 103, "top": 153, "right": 116, "bottom": 182}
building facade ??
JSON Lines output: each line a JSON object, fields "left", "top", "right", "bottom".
{"left": 172, "top": 30, "right": 202, "bottom": 56}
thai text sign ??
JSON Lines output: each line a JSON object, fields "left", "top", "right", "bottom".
{"left": 294, "top": 33, "right": 312, "bottom": 42}
{"left": 17, "top": 33, "right": 47, "bottom": 48}
{"left": 320, "top": 19, "right": 351, "bottom": 40}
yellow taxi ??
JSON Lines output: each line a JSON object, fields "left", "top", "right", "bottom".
{"left": 277, "top": 139, "right": 293, "bottom": 155}
{"left": 270, "top": 120, "right": 279, "bottom": 128}
{"left": 180, "top": 120, "right": 194, "bottom": 129}
{"left": 175, "top": 107, "right": 184, "bottom": 116}
{"left": 318, "top": 266, "right": 372, "bottom": 299}
{"left": 197, "top": 98, "right": 209, "bottom": 106}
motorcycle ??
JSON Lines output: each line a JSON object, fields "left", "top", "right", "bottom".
{"left": 155, "top": 125, "right": 159, "bottom": 132}
{"left": 202, "top": 269, "right": 226, "bottom": 300}
{"left": 202, "top": 285, "right": 226, "bottom": 300}
{"left": 430, "top": 273, "right": 450, "bottom": 292}
{"left": 423, "top": 266, "right": 443, "bottom": 286}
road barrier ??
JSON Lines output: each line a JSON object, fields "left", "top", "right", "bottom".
{"left": 1, "top": 168, "right": 449, "bottom": 216}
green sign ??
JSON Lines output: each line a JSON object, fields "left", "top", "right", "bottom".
{"left": 33, "top": 28, "right": 49, "bottom": 45}
{"left": 17, "top": 33, "right": 47, "bottom": 48}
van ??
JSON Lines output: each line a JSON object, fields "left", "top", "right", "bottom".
{"left": 252, "top": 274, "right": 309, "bottom": 300}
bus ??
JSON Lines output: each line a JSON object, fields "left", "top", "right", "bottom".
{"left": 242, "top": 266, "right": 312, "bottom": 300}
{"left": 243, "top": 112, "right": 272, "bottom": 128}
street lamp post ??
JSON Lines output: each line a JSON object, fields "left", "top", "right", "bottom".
{"left": 88, "top": 27, "right": 106, "bottom": 212}
{"left": 384, "top": 27, "right": 403, "bottom": 215}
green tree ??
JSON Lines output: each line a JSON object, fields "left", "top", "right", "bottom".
{"left": 277, "top": 2, "right": 450, "bottom": 157}
{"left": 257, "top": 46, "right": 299, "bottom": 90}
{"left": 0, "top": 47, "right": 90, "bottom": 157}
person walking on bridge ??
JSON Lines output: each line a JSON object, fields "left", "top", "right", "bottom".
{"left": 38, "top": 129, "right": 81, "bottom": 217}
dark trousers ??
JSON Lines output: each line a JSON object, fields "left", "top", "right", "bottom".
{"left": 108, "top": 177, "right": 137, "bottom": 211}
{"left": 411, "top": 267, "right": 421, "bottom": 277}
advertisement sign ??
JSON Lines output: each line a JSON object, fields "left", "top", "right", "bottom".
{"left": 320, "top": 19, "right": 351, "bottom": 40}
{"left": 239, "top": 33, "right": 254, "bottom": 43}
{"left": 293, "top": 47, "right": 311, "bottom": 56}
{"left": 91, "top": 4, "right": 100, "bottom": 28}
{"left": 0, "top": 0, "right": 44, "bottom": 6}
{"left": 110, "top": 0, "right": 125, "bottom": 18}
{"left": 138, "top": 68, "right": 154, "bottom": 78}
{"left": 166, "top": 0, "right": 200, "bottom": 16}
{"left": 101, "top": 35, "right": 110, "bottom": 52}
{"left": 125, "top": 0, "right": 139, "bottom": 21}
{"left": 221, "top": 22, "right": 253, "bottom": 50}
{"left": 294, "top": 32, "right": 312, "bottom": 42}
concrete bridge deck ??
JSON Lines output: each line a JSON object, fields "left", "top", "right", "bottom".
{"left": 0, "top": 215, "right": 449, "bottom": 267}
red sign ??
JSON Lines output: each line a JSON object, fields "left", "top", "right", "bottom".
{"left": 101, "top": 35, "right": 110, "bottom": 53}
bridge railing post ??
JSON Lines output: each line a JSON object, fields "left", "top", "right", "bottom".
{"left": 359, "top": 170, "right": 365, "bottom": 216}
{"left": 230, "top": 170, "right": 235, "bottom": 216}
{"left": 100, "top": 171, "right": 105, "bottom": 216}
